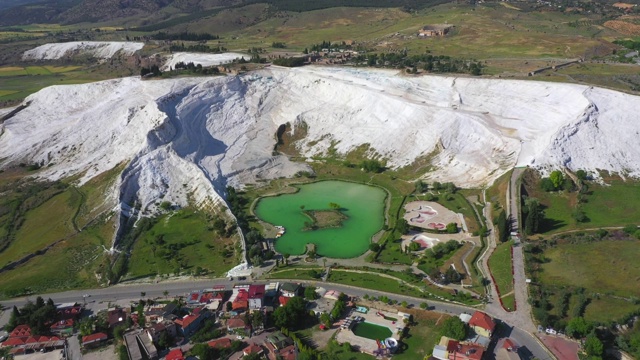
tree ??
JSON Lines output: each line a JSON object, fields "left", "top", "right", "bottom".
{"left": 572, "top": 207, "right": 587, "bottom": 223}
{"left": 78, "top": 317, "right": 95, "bottom": 336}
{"left": 114, "top": 325, "right": 127, "bottom": 341}
{"left": 191, "top": 343, "right": 217, "bottom": 360}
{"left": 304, "top": 286, "right": 319, "bottom": 300}
{"left": 328, "top": 202, "right": 341, "bottom": 209}
{"left": 273, "top": 296, "right": 307, "bottom": 330}
{"left": 420, "top": 302, "right": 429, "bottom": 309}
{"left": 396, "top": 219, "right": 409, "bottom": 234}
{"left": 141, "top": 292, "right": 146, "bottom": 297}
{"left": 496, "top": 210, "right": 508, "bottom": 242}
{"left": 524, "top": 197, "right": 544, "bottom": 235}
{"left": 446, "top": 222, "right": 458, "bottom": 234}
{"left": 400, "top": 301, "right": 408, "bottom": 308}
{"left": 566, "top": 317, "right": 592, "bottom": 338}
{"left": 550, "top": 170, "right": 564, "bottom": 189}
{"left": 585, "top": 334, "right": 604, "bottom": 357}
{"left": 283, "top": 253, "right": 290, "bottom": 266}
{"left": 163, "top": 290, "right": 169, "bottom": 298}
{"left": 369, "top": 243, "right": 380, "bottom": 252}
{"left": 251, "top": 311, "right": 264, "bottom": 329}
{"left": 226, "top": 302, "right": 233, "bottom": 312}
{"left": 441, "top": 316, "right": 467, "bottom": 340}
{"left": 576, "top": 170, "right": 587, "bottom": 181}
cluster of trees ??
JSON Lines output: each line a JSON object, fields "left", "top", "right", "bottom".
{"left": 360, "top": 159, "right": 385, "bottom": 173}
{"left": 440, "top": 316, "right": 468, "bottom": 340}
{"left": 359, "top": 52, "right": 483, "bottom": 75}
{"left": 272, "top": 56, "right": 306, "bottom": 67}
{"left": 614, "top": 39, "right": 640, "bottom": 51}
{"left": 169, "top": 44, "right": 227, "bottom": 53}
{"left": 245, "top": 229, "right": 274, "bottom": 267}
{"left": 190, "top": 318, "right": 224, "bottom": 343}
{"left": 249, "top": 0, "right": 447, "bottom": 13}
{"left": 6, "top": 297, "right": 57, "bottom": 334}
{"left": 140, "top": 65, "right": 162, "bottom": 77}
{"left": 153, "top": 31, "right": 219, "bottom": 41}
{"left": 173, "top": 61, "right": 221, "bottom": 75}
{"left": 272, "top": 296, "right": 307, "bottom": 329}
{"left": 420, "top": 240, "right": 464, "bottom": 284}
{"left": 496, "top": 210, "right": 509, "bottom": 242}
{"left": 540, "top": 170, "right": 573, "bottom": 192}
{"left": 271, "top": 42, "right": 286, "bottom": 48}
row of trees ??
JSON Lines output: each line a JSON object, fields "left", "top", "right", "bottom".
{"left": 169, "top": 44, "right": 227, "bottom": 53}
{"left": 153, "top": 31, "right": 219, "bottom": 41}
{"left": 6, "top": 297, "right": 57, "bottom": 334}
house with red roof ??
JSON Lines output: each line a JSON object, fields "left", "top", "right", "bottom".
{"left": 166, "top": 348, "right": 185, "bottom": 360}
{"left": 50, "top": 318, "right": 74, "bottom": 336}
{"left": 243, "top": 343, "right": 264, "bottom": 357}
{"left": 108, "top": 308, "right": 128, "bottom": 329}
{"left": 208, "top": 337, "right": 232, "bottom": 349}
{"left": 226, "top": 317, "right": 247, "bottom": 333}
{"left": 248, "top": 285, "right": 265, "bottom": 312}
{"left": 469, "top": 311, "right": 496, "bottom": 338}
{"left": 82, "top": 333, "right": 108, "bottom": 348}
{"left": 232, "top": 289, "right": 250, "bottom": 311}
{"left": 1, "top": 325, "right": 65, "bottom": 353}
{"left": 174, "top": 313, "right": 203, "bottom": 337}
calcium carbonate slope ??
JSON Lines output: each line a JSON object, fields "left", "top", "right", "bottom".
{"left": 1, "top": 66, "right": 640, "bottom": 248}
{"left": 22, "top": 41, "right": 144, "bottom": 60}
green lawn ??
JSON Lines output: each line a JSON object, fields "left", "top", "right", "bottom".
{"left": 488, "top": 241, "right": 514, "bottom": 310}
{"left": 540, "top": 239, "right": 640, "bottom": 297}
{"left": 328, "top": 270, "right": 424, "bottom": 298}
{"left": 268, "top": 267, "right": 324, "bottom": 281}
{"left": 127, "top": 209, "right": 237, "bottom": 279}
{"left": 393, "top": 310, "right": 447, "bottom": 360}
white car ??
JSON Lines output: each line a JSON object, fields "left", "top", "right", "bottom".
{"left": 236, "top": 335, "right": 243, "bottom": 340}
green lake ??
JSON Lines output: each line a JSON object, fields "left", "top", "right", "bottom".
{"left": 254, "top": 181, "right": 386, "bottom": 258}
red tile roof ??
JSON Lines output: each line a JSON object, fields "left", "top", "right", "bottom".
{"left": 178, "top": 314, "right": 200, "bottom": 329}
{"left": 235, "top": 289, "right": 249, "bottom": 301}
{"left": 451, "top": 343, "right": 484, "bottom": 360}
{"left": 469, "top": 311, "right": 496, "bottom": 332}
{"left": 50, "top": 319, "right": 74, "bottom": 330}
{"left": 278, "top": 344, "right": 297, "bottom": 360}
{"left": 82, "top": 333, "right": 108, "bottom": 345}
{"left": 208, "top": 337, "right": 232, "bottom": 349}
{"left": 503, "top": 338, "right": 517, "bottom": 350}
{"left": 248, "top": 285, "right": 265, "bottom": 299}
{"left": 10, "top": 325, "right": 31, "bottom": 337}
{"left": 243, "top": 343, "right": 263, "bottom": 355}
{"left": 227, "top": 317, "right": 246, "bottom": 329}
{"left": 279, "top": 296, "right": 292, "bottom": 306}
{"left": 232, "top": 300, "right": 248, "bottom": 310}
{"left": 2, "top": 337, "right": 25, "bottom": 346}
{"left": 166, "top": 348, "right": 185, "bottom": 360}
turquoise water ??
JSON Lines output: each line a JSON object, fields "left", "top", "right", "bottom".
{"left": 254, "top": 181, "right": 386, "bottom": 258}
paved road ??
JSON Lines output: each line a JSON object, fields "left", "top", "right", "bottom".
{"left": 67, "top": 333, "right": 82, "bottom": 360}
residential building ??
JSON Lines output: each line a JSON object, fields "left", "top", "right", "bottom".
{"left": 208, "top": 337, "right": 232, "bottom": 349}
{"left": 174, "top": 313, "right": 203, "bottom": 337}
{"left": 433, "top": 336, "right": 484, "bottom": 360}
{"left": 166, "top": 348, "right": 185, "bottom": 360}
{"left": 227, "top": 317, "right": 247, "bottom": 333}
{"left": 108, "top": 308, "right": 127, "bottom": 329}
{"left": 243, "top": 343, "right": 264, "bottom": 357}
{"left": 1, "top": 325, "right": 66, "bottom": 354}
{"left": 82, "top": 333, "right": 108, "bottom": 349}
{"left": 469, "top": 311, "right": 496, "bottom": 338}
{"left": 50, "top": 319, "right": 74, "bottom": 336}
{"left": 248, "top": 284, "right": 265, "bottom": 312}
{"left": 266, "top": 331, "right": 293, "bottom": 351}
{"left": 280, "top": 283, "right": 301, "bottom": 297}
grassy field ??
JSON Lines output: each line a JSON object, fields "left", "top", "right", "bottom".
{"left": 523, "top": 171, "right": 640, "bottom": 234}
{"left": 540, "top": 239, "right": 640, "bottom": 297}
{"left": 267, "top": 267, "right": 324, "bottom": 281}
{"left": 126, "top": 209, "right": 236, "bottom": 279}
{"left": 393, "top": 309, "right": 447, "bottom": 360}
{"left": 328, "top": 270, "right": 425, "bottom": 298}
{"left": 0, "top": 217, "right": 112, "bottom": 298}
{"left": 583, "top": 296, "right": 640, "bottom": 323}
{"left": 488, "top": 241, "right": 515, "bottom": 311}
{"left": 0, "top": 189, "right": 80, "bottom": 267}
